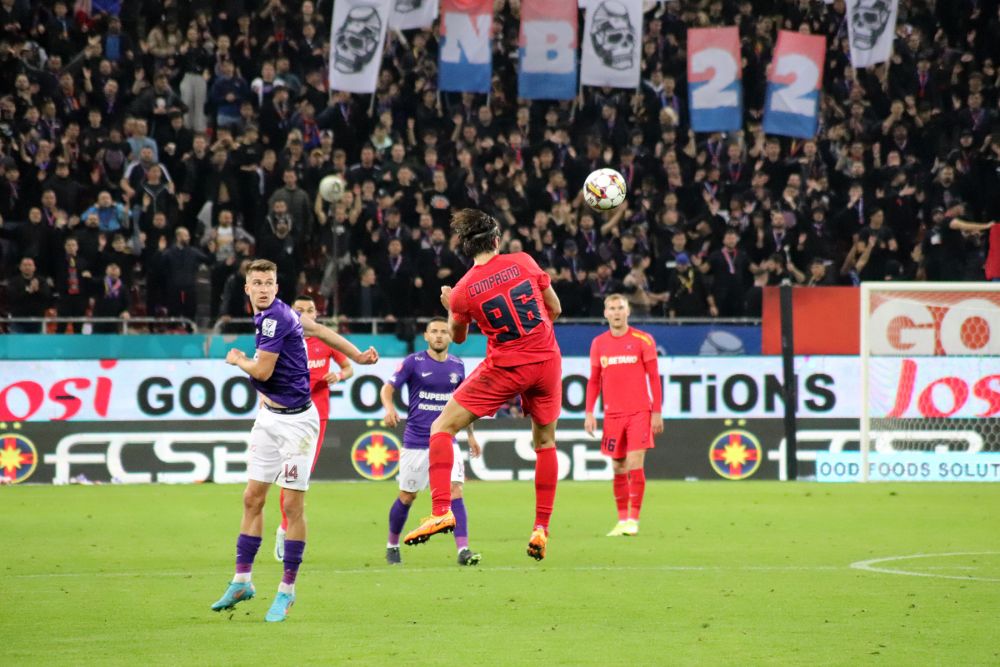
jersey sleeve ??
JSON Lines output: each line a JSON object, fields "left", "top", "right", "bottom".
{"left": 519, "top": 252, "right": 551, "bottom": 291}
{"left": 449, "top": 282, "right": 472, "bottom": 324}
{"left": 256, "top": 311, "right": 290, "bottom": 354}
{"left": 388, "top": 356, "right": 412, "bottom": 389}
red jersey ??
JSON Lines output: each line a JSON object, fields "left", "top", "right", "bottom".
{"left": 306, "top": 336, "right": 347, "bottom": 418}
{"left": 449, "top": 252, "right": 559, "bottom": 367}
{"left": 986, "top": 224, "right": 1000, "bottom": 280}
{"left": 585, "top": 327, "right": 662, "bottom": 415}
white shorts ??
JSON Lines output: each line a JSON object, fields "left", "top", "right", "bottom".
{"left": 247, "top": 403, "right": 320, "bottom": 491}
{"left": 397, "top": 443, "right": 464, "bottom": 493}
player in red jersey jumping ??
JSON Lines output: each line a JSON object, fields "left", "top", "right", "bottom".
{"left": 273, "top": 294, "right": 354, "bottom": 560}
{"left": 403, "top": 209, "right": 563, "bottom": 560}
{"left": 584, "top": 294, "right": 663, "bottom": 537}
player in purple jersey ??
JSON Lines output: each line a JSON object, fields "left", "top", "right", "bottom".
{"left": 380, "top": 318, "right": 482, "bottom": 566}
{"left": 211, "top": 259, "right": 378, "bottom": 622}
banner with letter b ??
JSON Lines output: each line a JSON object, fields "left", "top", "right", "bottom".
{"left": 518, "top": 0, "right": 578, "bottom": 100}
{"left": 763, "top": 31, "right": 825, "bottom": 139}
{"left": 438, "top": 0, "right": 493, "bottom": 93}
{"left": 687, "top": 27, "right": 743, "bottom": 133}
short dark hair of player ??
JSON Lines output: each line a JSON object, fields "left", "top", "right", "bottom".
{"left": 293, "top": 294, "right": 315, "bottom": 304}
{"left": 247, "top": 259, "right": 278, "bottom": 274}
{"left": 426, "top": 316, "right": 448, "bottom": 329}
{"left": 451, "top": 208, "right": 500, "bottom": 257}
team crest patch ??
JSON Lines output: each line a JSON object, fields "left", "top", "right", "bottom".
{"left": 600, "top": 356, "right": 608, "bottom": 368}
{"left": 709, "top": 429, "right": 762, "bottom": 480}
{"left": 450, "top": 372, "right": 460, "bottom": 384}
{"left": 0, "top": 433, "right": 38, "bottom": 484}
{"left": 261, "top": 318, "right": 277, "bottom": 337}
{"left": 351, "top": 430, "right": 402, "bottom": 481}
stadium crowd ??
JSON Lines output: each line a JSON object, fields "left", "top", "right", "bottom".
{"left": 1, "top": 0, "right": 999, "bottom": 333}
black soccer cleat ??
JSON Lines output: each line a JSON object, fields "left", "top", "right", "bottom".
{"left": 386, "top": 546, "right": 402, "bottom": 565}
{"left": 457, "top": 547, "right": 481, "bottom": 566}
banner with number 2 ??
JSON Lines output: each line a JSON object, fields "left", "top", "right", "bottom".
{"left": 687, "top": 27, "right": 742, "bottom": 133}
{"left": 763, "top": 31, "right": 826, "bottom": 139}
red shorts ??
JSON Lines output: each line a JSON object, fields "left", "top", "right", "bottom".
{"left": 454, "top": 355, "right": 562, "bottom": 425}
{"left": 601, "top": 412, "right": 654, "bottom": 459}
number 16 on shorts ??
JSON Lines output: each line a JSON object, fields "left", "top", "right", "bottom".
{"left": 763, "top": 31, "right": 826, "bottom": 139}
{"left": 687, "top": 27, "right": 743, "bottom": 133}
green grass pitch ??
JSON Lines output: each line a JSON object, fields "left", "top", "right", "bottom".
{"left": 3, "top": 481, "right": 999, "bottom": 666}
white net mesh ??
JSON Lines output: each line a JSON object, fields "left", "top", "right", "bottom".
{"left": 864, "top": 286, "right": 1000, "bottom": 461}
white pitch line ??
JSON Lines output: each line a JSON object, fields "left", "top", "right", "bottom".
{"left": 850, "top": 552, "right": 1000, "bottom": 583}
{"left": 7, "top": 564, "right": 843, "bottom": 580}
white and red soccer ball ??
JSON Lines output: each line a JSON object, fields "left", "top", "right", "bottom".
{"left": 583, "top": 168, "right": 627, "bottom": 212}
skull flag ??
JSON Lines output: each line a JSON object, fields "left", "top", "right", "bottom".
{"left": 329, "top": 0, "right": 393, "bottom": 93}
{"left": 580, "top": 0, "right": 643, "bottom": 89}
{"left": 439, "top": 0, "right": 493, "bottom": 93}
{"left": 389, "top": 0, "right": 438, "bottom": 31}
{"left": 847, "top": 0, "right": 898, "bottom": 68}
{"left": 518, "top": 0, "right": 578, "bottom": 100}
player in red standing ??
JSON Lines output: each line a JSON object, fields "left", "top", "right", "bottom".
{"left": 273, "top": 294, "right": 354, "bottom": 560}
{"left": 584, "top": 294, "right": 663, "bottom": 537}
{"left": 402, "top": 209, "right": 563, "bottom": 560}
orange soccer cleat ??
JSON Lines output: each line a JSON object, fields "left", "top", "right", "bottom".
{"left": 403, "top": 510, "right": 456, "bottom": 546}
{"left": 526, "top": 527, "right": 548, "bottom": 561}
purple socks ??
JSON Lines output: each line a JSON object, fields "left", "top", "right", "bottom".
{"left": 452, "top": 497, "right": 468, "bottom": 550}
{"left": 388, "top": 498, "right": 411, "bottom": 546}
{"left": 236, "top": 533, "right": 262, "bottom": 574}
{"left": 387, "top": 496, "right": 470, "bottom": 550}
{"left": 282, "top": 540, "right": 305, "bottom": 585}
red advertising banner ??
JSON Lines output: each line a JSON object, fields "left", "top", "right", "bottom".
{"left": 762, "top": 287, "right": 859, "bottom": 355}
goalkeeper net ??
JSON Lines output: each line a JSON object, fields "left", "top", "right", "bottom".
{"left": 860, "top": 283, "right": 1000, "bottom": 481}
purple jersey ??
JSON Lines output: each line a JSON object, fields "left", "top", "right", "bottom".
{"left": 252, "top": 298, "right": 311, "bottom": 408}
{"left": 388, "top": 352, "right": 465, "bottom": 449}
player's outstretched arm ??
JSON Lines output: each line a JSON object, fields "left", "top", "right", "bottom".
{"left": 542, "top": 285, "right": 562, "bottom": 322}
{"left": 441, "top": 286, "right": 470, "bottom": 343}
{"left": 301, "top": 316, "right": 379, "bottom": 364}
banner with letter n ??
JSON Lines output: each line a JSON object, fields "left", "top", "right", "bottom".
{"left": 329, "top": 0, "right": 393, "bottom": 93}
{"left": 763, "top": 31, "right": 825, "bottom": 139}
{"left": 518, "top": 0, "right": 578, "bottom": 100}
{"left": 687, "top": 27, "right": 743, "bottom": 132}
{"left": 580, "top": 0, "right": 643, "bottom": 90}
{"left": 847, "top": 0, "right": 898, "bottom": 68}
{"left": 438, "top": 0, "right": 493, "bottom": 93}
{"left": 389, "top": 0, "right": 438, "bottom": 30}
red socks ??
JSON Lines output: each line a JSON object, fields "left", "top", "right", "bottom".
{"left": 613, "top": 473, "right": 629, "bottom": 521}
{"left": 627, "top": 469, "right": 646, "bottom": 521}
{"left": 429, "top": 432, "right": 454, "bottom": 516}
{"left": 534, "top": 447, "right": 558, "bottom": 532}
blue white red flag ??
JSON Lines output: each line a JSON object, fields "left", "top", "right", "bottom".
{"left": 763, "top": 31, "right": 826, "bottom": 139}
{"left": 518, "top": 0, "right": 578, "bottom": 100}
{"left": 438, "top": 0, "right": 493, "bottom": 93}
{"left": 687, "top": 27, "right": 742, "bottom": 133}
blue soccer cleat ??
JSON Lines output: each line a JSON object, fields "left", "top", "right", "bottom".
{"left": 265, "top": 591, "right": 295, "bottom": 622}
{"left": 211, "top": 581, "right": 256, "bottom": 611}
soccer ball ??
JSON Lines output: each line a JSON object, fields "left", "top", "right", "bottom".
{"left": 582, "top": 168, "right": 627, "bottom": 212}
{"left": 319, "top": 174, "right": 346, "bottom": 203}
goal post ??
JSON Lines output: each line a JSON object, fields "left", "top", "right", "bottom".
{"left": 859, "top": 282, "right": 1000, "bottom": 482}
